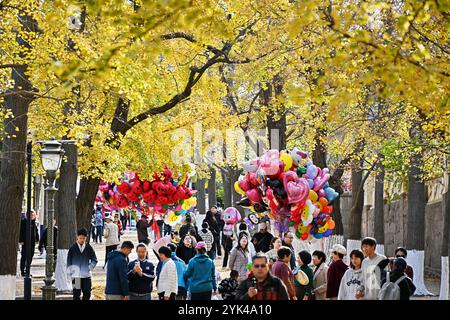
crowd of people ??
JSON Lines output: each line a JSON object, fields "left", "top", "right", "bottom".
{"left": 63, "top": 203, "right": 417, "bottom": 301}
{"left": 20, "top": 204, "right": 417, "bottom": 301}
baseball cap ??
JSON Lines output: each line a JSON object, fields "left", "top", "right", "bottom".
{"left": 195, "top": 241, "right": 206, "bottom": 250}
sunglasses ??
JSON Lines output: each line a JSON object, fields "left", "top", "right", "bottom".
{"left": 253, "top": 264, "right": 267, "bottom": 269}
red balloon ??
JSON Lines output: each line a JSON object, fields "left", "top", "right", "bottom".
{"left": 143, "top": 190, "right": 156, "bottom": 202}
{"left": 162, "top": 168, "right": 173, "bottom": 181}
{"left": 142, "top": 180, "right": 151, "bottom": 192}
{"left": 127, "top": 192, "right": 139, "bottom": 202}
{"left": 131, "top": 180, "right": 143, "bottom": 195}
{"left": 117, "top": 182, "right": 131, "bottom": 194}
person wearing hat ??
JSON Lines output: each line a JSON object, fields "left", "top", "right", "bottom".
{"left": 326, "top": 244, "right": 348, "bottom": 299}
{"left": 183, "top": 241, "right": 217, "bottom": 300}
{"left": 380, "top": 257, "right": 416, "bottom": 300}
{"left": 338, "top": 249, "right": 364, "bottom": 300}
{"left": 67, "top": 228, "right": 98, "bottom": 300}
{"left": 103, "top": 212, "right": 120, "bottom": 268}
{"left": 294, "top": 250, "right": 314, "bottom": 300}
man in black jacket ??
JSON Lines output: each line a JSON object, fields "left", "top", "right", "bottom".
{"left": 127, "top": 243, "right": 155, "bottom": 300}
{"left": 19, "top": 211, "right": 39, "bottom": 277}
{"left": 235, "top": 253, "right": 289, "bottom": 300}
{"left": 251, "top": 222, "right": 274, "bottom": 253}
{"left": 67, "top": 228, "right": 98, "bottom": 300}
{"left": 381, "top": 257, "right": 416, "bottom": 300}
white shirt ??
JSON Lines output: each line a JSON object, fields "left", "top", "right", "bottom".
{"left": 77, "top": 242, "right": 86, "bottom": 253}
{"left": 361, "top": 253, "right": 386, "bottom": 300}
{"left": 157, "top": 259, "right": 178, "bottom": 296}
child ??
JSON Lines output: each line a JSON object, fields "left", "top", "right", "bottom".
{"left": 218, "top": 270, "right": 239, "bottom": 300}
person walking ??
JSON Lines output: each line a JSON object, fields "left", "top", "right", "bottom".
{"left": 221, "top": 231, "right": 235, "bottom": 271}
{"left": 19, "top": 211, "right": 39, "bottom": 277}
{"left": 94, "top": 207, "right": 103, "bottom": 244}
{"left": 67, "top": 228, "right": 98, "bottom": 300}
{"left": 103, "top": 213, "right": 120, "bottom": 268}
{"left": 167, "top": 243, "right": 188, "bottom": 300}
{"left": 199, "top": 222, "right": 215, "bottom": 259}
{"left": 327, "top": 244, "right": 348, "bottom": 300}
{"left": 312, "top": 250, "right": 328, "bottom": 300}
{"left": 218, "top": 270, "right": 239, "bottom": 300}
{"left": 271, "top": 246, "right": 297, "bottom": 300}
{"left": 127, "top": 243, "right": 155, "bottom": 300}
{"left": 204, "top": 209, "right": 221, "bottom": 257}
{"left": 105, "top": 241, "right": 134, "bottom": 300}
{"left": 266, "top": 237, "right": 282, "bottom": 267}
{"left": 179, "top": 215, "right": 199, "bottom": 240}
{"left": 157, "top": 246, "right": 178, "bottom": 300}
{"left": 114, "top": 213, "right": 124, "bottom": 241}
{"left": 38, "top": 219, "right": 58, "bottom": 263}
{"left": 235, "top": 253, "right": 289, "bottom": 300}
{"left": 281, "top": 232, "right": 296, "bottom": 270}
{"left": 358, "top": 237, "right": 387, "bottom": 300}
{"left": 294, "top": 250, "right": 314, "bottom": 300}
{"left": 136, "top": 214, "right": 151, "bottom": 245}
{"left": 236, "top": 223, "right": 256, "bottom": 258}
{"left": 183, "top": 241, "right": 217, "bottom": 300}
{"left": 176, "top": 235, "right": 197, "bottom": 265}
{"left": 121, "top": 210, "right": 129, "bottom": 231}
{"left": 338, "top": 249, "right": 364, "bottom": 300}
{"left": 251, "top": 222, "right": 273, "bottom": 253}
{"left": 229, "top": 234, "right": 251, "bottom": 282}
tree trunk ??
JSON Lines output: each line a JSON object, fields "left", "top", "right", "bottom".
{"left": 76, "top": 177, "right": 101, "bottom": 232}
{"left": 207, "top": 167, "right": 217, "bottom": 209}
{"left": 374, "top": 162, "right": 385, "bottom": 244}
{"left": 231, "top": 168, "right": 245, "bottom": 215}
{"left": 348, "top": 167, "right": 364, "bottom": 240}
{"left": 0, "top": 13, "right": 36, "bottom": 300}
{"left": 406, "top": 153, "right": 426, "bottom": 250}
{"left": 313, "top": 129, "right": 345, "bottom": 235}
{"left": 264, "top": 75, "right": 287, "bottom": 151}
{"left": 196, "top": 178, "right": 207, "bottom": 214}
{"left": 57, "top": 144, "right": 78, "bottom": 248}
{"left": 442, "top": 168, "right": 450, "bottom": 257}
{"left": 221, "top": 168, "right": 232, "bottom": 209}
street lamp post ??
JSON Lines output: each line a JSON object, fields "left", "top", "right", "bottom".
{"left": 40, "top": 139, "right": 64, "bottom": 300}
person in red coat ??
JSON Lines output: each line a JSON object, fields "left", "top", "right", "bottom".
{"left": 326, "top": 244, "right": 348, "bottom": 300}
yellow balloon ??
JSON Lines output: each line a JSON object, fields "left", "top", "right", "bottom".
{"left": 190, "top": 197, "right": 197, "bottom": 207}
{"left": 234, "top": 181, "right": 245, "bottom": 195}
{"left": 280, "top": 152, "right": 293, "bottom": 172}
{"left": 181, "top": 202, "right": 190, "bottom": 210}
{"left": 297, "top": 224, "right": 307, "bottom": 234}
{"left": 308, "top": 190, "right": 318, "bottom": 202}
{"left": 316, "top": 202, "right": 323, "bottom": 212}
{"left": 318, "top": 222, "right": 329, "bottom": 233}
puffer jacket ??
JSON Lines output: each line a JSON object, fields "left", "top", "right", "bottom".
{"left": 229, "top": 247, "right": 250, "bottom": 281}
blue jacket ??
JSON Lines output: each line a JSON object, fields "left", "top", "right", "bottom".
{"left": 171, "top": 252, "right": 187, "bottom": 289}
{"left": 105, "top": 250, "right": 129, "bottom": 296}
{"left": 183, "top": 253, "right": 216, "bottom": 293}
{"left": 95, "top": 211, "right": 103, "bottom": 227}
{"left": 127, "top": 259, "right": 155, "bottom": 295}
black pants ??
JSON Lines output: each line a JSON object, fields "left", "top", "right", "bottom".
{"left": 176, "top": 287, "right": 187, "bottom": 300}
{"left": 163, "top": 223, "right": 172, "bottom": 236}
{"left": 105, "top": 245, "right": 117, "bottom": 266}
{"left": 191, "top": 291, "right": 212, "bottom": 300}
{"left": 73, "top": 277, "right": 92, "bottom": 300}
{"left": 20, "top": 244, "right": 35, "bottom": 275}
{"left": 222, "top": 237, "right": 233, "bottom": 268}
{"left": 214, "top": 235, "right": 222, "bottom": 256}
{"left": 95, "top": 226, "right": 103, "bottom": 243}
{"left": 121, "top": 217, "right": 127, "bottom": 231}
{"left": 158, "top": 292, "right": 176, "bottom": 300}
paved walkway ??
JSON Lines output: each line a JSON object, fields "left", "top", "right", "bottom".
{"left": 15, "top": 230, "right": 443, "bottom": 300}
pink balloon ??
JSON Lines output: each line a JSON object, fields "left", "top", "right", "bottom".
{"left": 313, "top": 173, "right": 330, "bottom": 191}
{"left": 108, "top": 190, "right": 114, "bottom": 197}
{"left": 317, "top": 189, "right": 326, "bottom": 198}
{"left": 246, "top": 188, "right": 262, "bottom": 203}
{"left": 238, "top": 179, "right": 252, "bottom": 192}
{"left": 283, "top": 171, "right": 310, "bottom": 204}
{"left": 258, "top": 149, "right": 280, "bottom": 176}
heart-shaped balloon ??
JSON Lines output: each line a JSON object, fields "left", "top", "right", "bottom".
{"left": 246, "top": 188, "right": 262, "bottom": 203}
{"left": 283, "top": 171, "right": 310, "bottom": 204}
{"left": 247, "top": 172, "right": 260, "bottom": 187}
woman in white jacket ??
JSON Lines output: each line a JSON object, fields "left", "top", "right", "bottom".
{"left": 157, "top": 246, "right": 178, "bottom": 300}
{"left": 338, "top": 249, "right": 365, "bottom": 300}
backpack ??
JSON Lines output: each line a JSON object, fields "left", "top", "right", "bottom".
{"left": 378, "top": 272, "right": 406, "bottom": 300}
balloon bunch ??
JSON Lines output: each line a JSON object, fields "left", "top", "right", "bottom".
{"left": 234, "top": 147, "right": 339, "bottom": 240}
{"left": 96, "top": 169, "right": 197, "bottom": 216}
